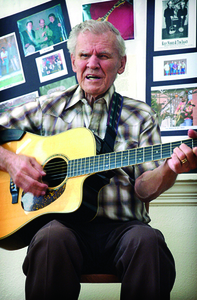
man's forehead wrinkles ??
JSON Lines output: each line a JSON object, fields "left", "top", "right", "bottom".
{"left": 79, "top": 48, "right": 113, "bottom": 56}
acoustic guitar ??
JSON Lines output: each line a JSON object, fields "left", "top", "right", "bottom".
{"left": 0, "top": 127, "right": 196, "bottom": 250}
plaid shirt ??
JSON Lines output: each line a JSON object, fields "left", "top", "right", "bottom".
{"left": 0, "top": 84, "right": 162, "bottom": 223}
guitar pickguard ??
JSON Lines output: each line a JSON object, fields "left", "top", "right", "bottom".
{"left": 21, "top": 183, "right": 66, "bottom": 212}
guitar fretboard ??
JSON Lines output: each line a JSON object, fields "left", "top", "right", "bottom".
{"left": 67, "top": 138, "right": 197, "bottom": 178}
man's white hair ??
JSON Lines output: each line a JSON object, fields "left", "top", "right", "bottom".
{"left": 67, "top": 19, "right": 126, "bottom": 57}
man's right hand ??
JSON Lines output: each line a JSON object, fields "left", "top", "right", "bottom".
{"left": 1, "top": 148, "right": 48, "bottom": 197}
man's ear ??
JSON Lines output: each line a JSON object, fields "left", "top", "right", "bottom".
{"left": 71, "top": 54, "right": 76, "bottom": 72}
{"left": 117, "top": 55, "right": 127, "bottom": 75}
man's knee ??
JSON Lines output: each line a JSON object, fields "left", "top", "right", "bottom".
{"left": 29, "top": 220, "right": 78, "bottom": 249}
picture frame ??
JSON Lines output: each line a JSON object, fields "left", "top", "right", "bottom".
{"left": 82, "top": 0, "right": 134, "bottom": 40}
{"left": 0, "top": 32, "right": 25, "bottom": 92}
{"left": 153, "top": 52, "right": 197, "bottom": 82}
{"left": 151, "top": 83, "right": 197, "bottom": 134}
{"left": 154, "top": 0, "right": 196, "bottom": 51}
{"left": 39, "top": 76, "right": 77, "bottom": 96}
{"left": 17, "top": 3, "right": 68, "bottom": 57}
{"left": 0, "top": 91, "right": 38, "bottom": 113}
{"left": 36, "top": 49, "right": 68, "bottom": 83}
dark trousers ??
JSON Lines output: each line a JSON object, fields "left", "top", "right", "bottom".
{"left": 23, "top": 218, "right": 175, "bottom": 300}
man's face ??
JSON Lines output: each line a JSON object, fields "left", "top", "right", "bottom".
{"left": 49, "top": 16, "right": 55, "bottom": 23}
{"left": 27, "top": 22, "right": 33, "bottom": 31}
{"left": 71, "top": 31, "right": 126, "bottom": 102}
{"left": 39, "top": 20, "right": 45, "bottom": 29}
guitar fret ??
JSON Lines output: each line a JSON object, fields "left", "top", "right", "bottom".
{"left": 99, "top": 154, "right": 105, "bottom": 172}
{"left": 116, "top": 152, "right": 122, "bottom": 168}
{"left": 153, "top": 145, "right": 161, "bottom": 161}
{"left": 73, "top": 159, "right": 78, "bottom": 177}
{"left": 110, "top": 152, "right": 116, "bottom": 169}
{"left": 122, "top": 150, "right": 129, "bottom": 166}
{"left": 104, "top": 154, "right": 110, "bottom": 170}
{"left": 129, "top": 148, "right": 135, "bottom": 165}
{"left": 137, "top": 148, "right": 143, "bottom": 164}
{"left": 94, "top": 156, "right": 99, "bottom": 173}
{"left": 162, "top": 143, "right": 171, "bottom": 160}
{"left": 87, "top": 157, "right": 90, "bottom": 174}
{"left": 144, "top": 146, "right": 152, "bottom": 163}
{"left": 89, "top": 156, "right": 94, "bottom": 173}
{"left": 80, "top": 157, "right": 85, "bottom": 175}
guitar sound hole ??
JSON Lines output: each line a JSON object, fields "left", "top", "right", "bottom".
{"left": 43, "top": 157, "right": 67, "bottom": 188}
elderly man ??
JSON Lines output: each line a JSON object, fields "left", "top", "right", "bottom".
{"left": 0, "top": 20, "right": 197, "bottom": 300}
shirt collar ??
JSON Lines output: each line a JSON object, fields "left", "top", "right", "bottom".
{"left": 39, "top": 84, "right": 116, "bottom": 117}
{"left": 66, "top": 84, "right": 115, "bottom": 110}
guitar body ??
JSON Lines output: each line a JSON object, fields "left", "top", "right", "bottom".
{"left": 0, "top": 128, "right": 108, "bottom": 250}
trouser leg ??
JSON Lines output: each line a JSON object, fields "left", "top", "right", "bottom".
{"left": 109, "top": 222, "right": 175, "bottom": 300}
{"left": 22, "top": 220, "right": 83, "bottom": 300}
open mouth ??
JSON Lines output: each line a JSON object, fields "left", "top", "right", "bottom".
{"left": 86, "top": 75, "right": 101, "bottom": 80}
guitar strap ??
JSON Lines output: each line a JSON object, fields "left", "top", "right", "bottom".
{"left": 101, "top": 92, "right": 123, "bottom": 154}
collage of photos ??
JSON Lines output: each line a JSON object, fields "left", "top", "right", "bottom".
{"left": 0, "top": 0, "right": 135, "bottom": 104}
{"left": 150, "top": 0, "right": 197, "bottom": 136}
{"left": 0, "top": 1, "right": 71, "bottom": 97}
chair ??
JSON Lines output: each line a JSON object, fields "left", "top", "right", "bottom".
{"left": 81, "top": 274, "right": 120, "bottom": 283}
{"left": 80, "top": 203, "right": 149, "bottom": 284}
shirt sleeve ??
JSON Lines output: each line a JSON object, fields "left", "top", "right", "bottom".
{"left": 132, "top": 103, "right": 163, "bottom": 179}
{"left": 0, "top": 99, "right": 43, "bottom": 135}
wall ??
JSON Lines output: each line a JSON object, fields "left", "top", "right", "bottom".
{"left": 0, "top": 1, "right": 197, "bottom": 300}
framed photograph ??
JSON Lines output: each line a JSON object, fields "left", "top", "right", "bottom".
{"left": 36, "top": 49, "right": 68, "bottom": 83}
{"left": 153, "top": 52, "right": 197, "bottom": 82}
{"left": 154, "top": 0, "right": 196, "bottom": 51}
{"left": 151, "top": 84, "right": 197, "bottom": 134}
{"left": 17, "top": 4, "right": 68, "bottom": 57}
{"left": 39, "top": 76, "right": 77, "bottom": 96}
{"left": 0, "top": 91, "right": 38, "bottom": 113}
{"left": 0, "top": 32, "right": 25, "bottom": 92}
{"left": 82, "top": 0, "right": 134, "bottom": 40}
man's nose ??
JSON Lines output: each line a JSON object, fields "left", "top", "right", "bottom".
{"left": 87, "top": 55, "right": 100, "bottom": 68}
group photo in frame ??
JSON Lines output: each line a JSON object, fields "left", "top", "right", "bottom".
{"left": 153, "top": 52, "right": 197, "bottom": 82}
{"left": 154, "top": 0, "right": 196, "bottom": 51}
{"left": 151, "top": 83, "right": 197, "bottom": 133}
{"left": 0, "top": 32, "right": 25, "bottom": 92}
{"left": 17, "top": 3, "right": 68, "bottom": 57}
{"left": 36, "top": 49, "right": 68, "bottom": 83}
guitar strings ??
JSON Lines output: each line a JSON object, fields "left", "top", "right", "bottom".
{"left": 42, "top": 139, "right": 197, "bottom": 181}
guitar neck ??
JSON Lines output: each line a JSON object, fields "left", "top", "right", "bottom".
{"left": 98, "top": 0, "right": 125, "bottom": 21}
{"left": 67, "top": 138, "right": 197, "bottom": 178}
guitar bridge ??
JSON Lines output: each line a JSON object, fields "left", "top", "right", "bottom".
{"left": 10, "top": 178, "right": 19, "bottom": 204}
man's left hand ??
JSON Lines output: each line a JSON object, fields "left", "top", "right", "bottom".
{"left": 167, "top": 129, "right": 197, "bottom": 174}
